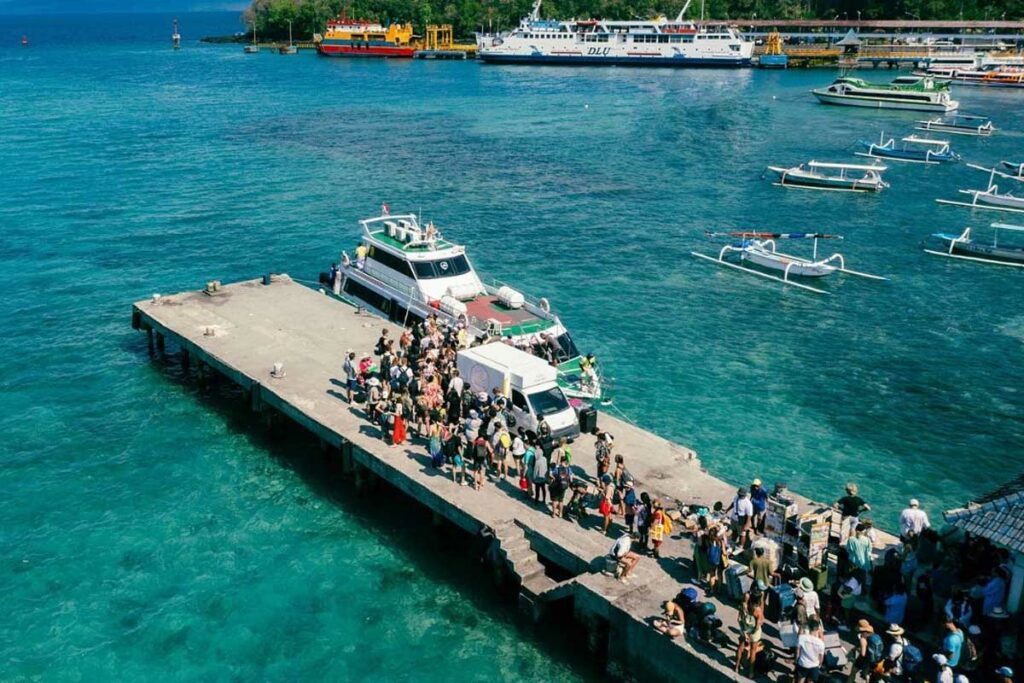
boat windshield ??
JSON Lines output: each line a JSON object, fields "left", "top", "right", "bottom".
{"left": 412, "top": 255, "right": 472, "bottom": 279}
{"left": 553, "top": 332, "right": 580, "bottom": 361}
{"left": 528, "top": 386, "right": 570, "bottom": 417}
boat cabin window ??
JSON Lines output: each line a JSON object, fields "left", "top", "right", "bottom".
{"left": 367, "top": 246, "right": 415, "bottom": 278}
{"left": 412, "top": 254, "right": 472, "bottom": 279}
{"left": 344, "top": 278, "right": 388, "bottom": 312}
{"left": 553, "top": 332, "right": 580, "bottom": 361}
{"left": 511, "top": 389, "right": 530, "bottom": 412}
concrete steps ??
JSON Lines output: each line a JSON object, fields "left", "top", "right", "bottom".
{"left": 492, "top": 521, "right": 575, "bottom": 608}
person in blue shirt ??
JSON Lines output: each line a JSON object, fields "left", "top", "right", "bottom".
{"left": 942, "top": 617, "right": 965, "bottom": 668}
{"left": 750, "top": 479, "right": 769, "bottom": 533}
{"left": 884, "top": 580, "right": 908, "bottom": 625}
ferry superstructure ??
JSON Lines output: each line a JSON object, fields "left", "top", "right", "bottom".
{"left": 332, "top": 212, "right": 603, "bottom": 400}
{"left": 477, "top": 0, "right": 753, "bottom": 67}
{"left": 316, "top": 12, "right": 416, "bottom": 58}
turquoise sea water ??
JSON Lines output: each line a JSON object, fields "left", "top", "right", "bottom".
{"left": 2, "top": 12, "right": 1023, "bottom": 679}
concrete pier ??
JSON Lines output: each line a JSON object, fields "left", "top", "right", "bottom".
{"left": 131, "top": 275, "right": 894, "bottom": 682}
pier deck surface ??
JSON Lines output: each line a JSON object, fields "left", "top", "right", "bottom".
{"left": 133, "top": 276, "right": 896, "bottom": 681}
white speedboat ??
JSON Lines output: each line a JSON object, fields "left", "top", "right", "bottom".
{"left": 477, "top": 0, "right": 753, "bottom": 67}
{"left": 330, "top": 211, "right": 603, "bottom": 400}
{"left": 812, "top": 76, "right": 959, "bottom": 112}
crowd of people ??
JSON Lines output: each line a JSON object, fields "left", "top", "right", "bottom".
{"left": 340, "top": 315, "right": 1019, "bottom": 682}
{"left": 649, "top": 475, "right": 1020, "bottom": 683}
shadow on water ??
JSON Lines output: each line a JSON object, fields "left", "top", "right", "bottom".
{"left": 134, "top": 340, "right": 605, "bottom": 682}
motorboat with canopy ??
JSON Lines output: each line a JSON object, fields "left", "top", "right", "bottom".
{"left": 855, "top": 133, "right": 959, "bottom": 165}
{"left": 925, "top": 222, "right": 1024, "bottom": 268}
{"left": 690, "top": 231, "right": 888, "bottom": 295}
{"left": 766, "top": 161, "right": 889, "bottom": 192}
{"left": 915, "top": 114, "right": 995, "bottom": 137}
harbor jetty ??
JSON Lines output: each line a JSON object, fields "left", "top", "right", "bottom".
{"left": 132, "top": 275, "right": 899, "bottom": 681}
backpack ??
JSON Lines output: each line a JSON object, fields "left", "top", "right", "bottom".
{"left": 623, "top": 488, "right": 637, "bottom": 508}
{"left": 866, "top": 633, "right": 884, "bottom": 664}
{"left": 901, "top": 642, "right": 923, "bottom": 672}
{"left": 708, "top": 543, "right": 723, "bottom": 567}
{"left": 556, "top": 466, "right": 571, "bottom": 488}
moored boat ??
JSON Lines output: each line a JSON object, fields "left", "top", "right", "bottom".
{"left": 766, "top": 161, "right": 889, "bottom": 193}
{"left": 812, "top": 76, "right": 958, "bottom": 112}
{"left": 937, "top": 164, "right": 1024, "bottom": 214}
{"left": 855, "top": 133, "right": 959, "bottom": 165}
{"left": 477, "top": 0, "right": 753, "bottom": 67}
{"left": 329, "top": 211, "right": 604, "bottom": 400}
{"left": 316, "top": 12, "right": 416, "bottom": 58}
{"left": 915, "top": 65, "right": 1024, "bottom": 88}
{"left": 925, "top": 223, "right": 1024, "bottom": 267}
{"left": 1001, "top": 161, "right": 1024, "bottom": 177}
{"left": 915, "top": 114, "right": 994, "bottom": 137}
{"left": 691, "top": 231, "right": 887, "bottom": 295}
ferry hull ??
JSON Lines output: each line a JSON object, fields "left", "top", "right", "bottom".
{"left": 812, "top": 91, "right": 957, "bottom": 113}
{"left": 318, "top": 43, "right": 415, "bottom": 58}
{"left": 478, "top": 52, "right": 751, "bottom": 67}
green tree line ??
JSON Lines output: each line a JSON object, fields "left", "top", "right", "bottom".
{"left": 242, "top": 0, "right": 1023, "bottom": 41}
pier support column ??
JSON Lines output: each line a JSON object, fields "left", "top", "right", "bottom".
{"left": 180, "top": 348, "right": 190, "bottom": 374}
{"left": 339, "top": 441, "right": 354, "bottom": 477}
{"left": 155, "top": 332, "right": 165, "bottom": 355}
{"left": 146, "top": 328, "right": 154, "bottom": 355}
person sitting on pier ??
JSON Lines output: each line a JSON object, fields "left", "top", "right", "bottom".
{"left": 608, "top": 531, "right": 639, "bottom": 583}
{"left": 653, "top": 598, "right": 686, "bottom": 639}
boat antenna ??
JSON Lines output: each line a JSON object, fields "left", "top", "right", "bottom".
{"left": 700, "top": 0, "right": 705, "bottom": 22}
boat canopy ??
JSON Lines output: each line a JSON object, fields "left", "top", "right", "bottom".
{"left": 808, "top": 161, "right": 888, "bottom": 171}
{"left": 903, "top": 136, "right": 950, "bottom": 146}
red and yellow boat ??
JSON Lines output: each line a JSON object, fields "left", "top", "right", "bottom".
{"left": 316, "top": 13, "right": 416, "bottom": 58}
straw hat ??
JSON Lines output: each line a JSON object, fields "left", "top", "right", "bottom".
{"left": 856, "top": 619, "right": 874, "bottom": 633}
{"left": 799, "top": 578, "right": 815, "bottom": 593}
{"left": 886, "top": 624, "right": 904, "bottom": 636}
{"left": 752, "top": 478, "right": 762, "bottom": 486}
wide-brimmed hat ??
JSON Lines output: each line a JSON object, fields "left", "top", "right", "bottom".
{"left": 799, "top": 578, "right": 814, "bottom": 593}
{"left": 367, "top": 377, "right": 381, "bottom": 387}
{"left": 856, "top": 619, "right": 873, "bottom": 633}
{"left": 886, "top": 624, "right": 904, "bottom": 636}
{"left": 933, "top": 654, "right": 948, "bottom": 666}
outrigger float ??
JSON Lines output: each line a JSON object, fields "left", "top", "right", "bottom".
{"left": 936, "top": 164, "right": 1024, "bottom": 214}
{"left": 690, "top": 231, "right": 888, "bottom": 295}
{"left": 855, "top": 133, "right": 959, "bottom": 165}
{"left": 766, "top": 161, "right": 889, "bottom": 193}
{"left": 925, "top": 222, "right": 1024, "bottom": 268}
{"left": 915, "top": 114, "right": 995, "bottom": 137}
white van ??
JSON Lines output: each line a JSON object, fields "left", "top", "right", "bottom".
{"left": 456, "top": 342, "right": 580, "bottom": 442}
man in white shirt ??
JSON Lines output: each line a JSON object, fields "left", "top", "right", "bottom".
{"left": 608, "top": 532, "right": 639, "bottom": 581}
{"left": 899, "top": 499, "right": 930, "bottom": 542}
{"left": 728, "top": 488, "right": 754, "bottom": 548}
{"left": 796, "top": 577, "right": 820, "bottom": 627}
{"left": 795, "top": 619, "right": 825, "bottom": 683}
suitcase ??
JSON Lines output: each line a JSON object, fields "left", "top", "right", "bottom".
{"left": 578, "top": 405, "right": 597, "bottom": 433}
{"left": 726, "top": 563, "right": 748, "bottom": 600}
{"left": 766, "top": 583, "right": 796, "bottom": 623}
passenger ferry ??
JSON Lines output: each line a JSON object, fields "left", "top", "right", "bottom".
{"left": 812, "top": 76, "right": 959, "bottom": 112}
{"left": 477, "top": 0, "right": 753, "bottom": 67}
{"left": 329, "top": 210, "right": 603, "bottom": 400}
{"left": 316, "top": 12, "right": 416, "bottom": 58}
{"left": 915, "top": 65, "right": 1024, "bottom": 89}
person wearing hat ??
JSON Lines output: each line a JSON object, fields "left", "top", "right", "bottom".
{"left": 933, "top": 654, "right": 954, "bottom": 683}
{"left": 899, "top": 499, "right": 930, "bottom": 544}
{"left": 995, "top": 666, "right": 1014, "bottom": 683}
{"left": 726, "top": 488, "right": 754, "bottom": 549}
{"left": 848, "top": 619, "right": 879, "bottom": 683}
{"left": 881, "top": 624, "right": 911, "bottom": 679}
{"left": 750, "top": 478, "right": 769, "bottom": 534}
{"left": 794, "top": 576, "right": 820, "bottom": 628}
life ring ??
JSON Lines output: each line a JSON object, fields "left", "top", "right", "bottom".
{"left": 539, "top": 297, "right": 550, "bottom": 313}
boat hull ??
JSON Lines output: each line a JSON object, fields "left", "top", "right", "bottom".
{"left": 938, "top": 237, "right": 1024, "bottom": 264}
{"left": 769, "top": 169, "right": 885, "bottom": 193}
{"left": 477, "top": 52, "right": 751, "bottom": 67}
{"left": 318, "top": 43, "right": 415, "bottom": 58}
{"left": 812, "top": 90, "right": 956, "bottom": 113}
{"left": 742, "top": 250, "right": 835, "bottom": 277}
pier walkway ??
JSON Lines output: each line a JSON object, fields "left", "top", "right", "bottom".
{"left": 131, "top": 275, "right": 894, "bottom": 681}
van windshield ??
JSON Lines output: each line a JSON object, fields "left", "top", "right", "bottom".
{"left": 528, "top": 386, "right": 569, "bottom": 417}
